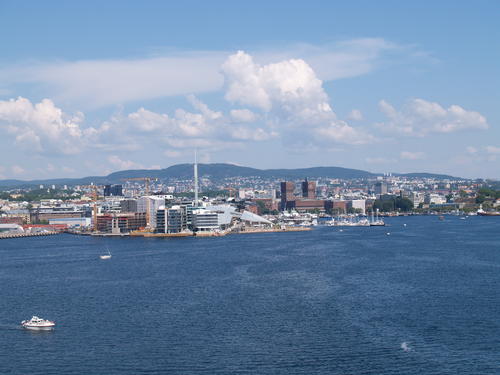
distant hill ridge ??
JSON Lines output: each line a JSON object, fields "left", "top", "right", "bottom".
{"left": 0, "top": 163, "right": 460, "bottom": 188}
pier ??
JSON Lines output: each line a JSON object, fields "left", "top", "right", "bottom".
{"left": 0, "top": 231, "right": 60, "bottom": 239}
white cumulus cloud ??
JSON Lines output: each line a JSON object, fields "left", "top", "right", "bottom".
{"left": 377, "top": 98, "right": 488, "bottom": 136}
{"left": 222, "top": 51, "right": 330, "bottom": 114}
{"left": 0, "top": 97, "right": 84, "bottom": 154}
{"left": 221, "top": 51, "right": 374, "bottom": 146}
{"left": 90, "top": 95, "right": 275, "bottom": 155}
{"left": 230, "top": 109, "right": 257, "bottom": 123}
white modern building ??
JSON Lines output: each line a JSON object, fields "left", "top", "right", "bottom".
{"left": 48, "top": 217, "right": 91, "bottom": 228}
{"left": 191, "top": 204, "right": 272, "bottom": 232}
{"left": 425, "top": 193, "right": 447, "bottom": 205}
{"left": 137, "top": 196, "right": 166, "bottom": 228}
{"left": 192, "top": 209, "right": 220, "bottom": 232}
{"left": 349, "top": 199, "right": 366, "bottom": 214}
{"left": 0, "top": 223, "right": 24, "bottom": 233}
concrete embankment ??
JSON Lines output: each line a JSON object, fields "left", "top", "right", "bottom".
{"left": 233, "top": 227, "right": 312, "bottom": 234}
{"left": 142, "top": 232, "right": 193, "bottom": 238}
{"left": 0, "top": 231, "right": 60, "bottom": 239}
{"left": 65, "top": 226, "right": 312, "bottom": 238}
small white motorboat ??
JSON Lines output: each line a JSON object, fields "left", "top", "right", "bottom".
{"left": 21, "top": 316, "right": 55, "bottom": 330}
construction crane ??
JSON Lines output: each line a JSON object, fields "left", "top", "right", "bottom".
{"left": 81, "top": 184, "right": 101, "bottom": 232}
{"left": 121, "top": 177, "right": 159, "bottom": 228}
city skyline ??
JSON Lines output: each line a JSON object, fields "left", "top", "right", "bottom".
{"left": 0, "top": 1, "right": 499, "bottom": 180}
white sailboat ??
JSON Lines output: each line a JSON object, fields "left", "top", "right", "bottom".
{"left": 370, "top": 208, "right": 385, "bottom": 226}
{"left": 100, "top": 248, "right": 112, "bottom": 260}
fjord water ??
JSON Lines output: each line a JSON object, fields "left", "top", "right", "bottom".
{"left": 1, "top": 216, "right": 499, "bottom": 375}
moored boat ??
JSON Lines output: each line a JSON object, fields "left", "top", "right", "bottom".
{"left": 477, "top": 210, "right": 500, "bottom": 216}
{"left": 476, "top": 205, "right": 500, "bottom": 216}
{"left": 370, "top": 208, "right": 385, "bottom": 226}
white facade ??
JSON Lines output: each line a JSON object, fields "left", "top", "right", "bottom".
{"left": 49, "top": 218, "right": 91, "bottom": 228}
{"left": 410, "top": 192, "right": 425, "bottom": 206}
{"left": 0, "top": 223, "right": 24, "bottom": 233}
{"left": 425, "top": 193, "right": 447, "bottom": 205}
{"left": 191, "top": 205, "right": 272, "bottom": 232}
{"left": 137, "top": 196, "right": 166, "bottom": 228}
{"left": 350, "top": 199, "right": 366, "bottom": 214}
{"left": 192, "top": 209, "right": 219, "bottom": 231}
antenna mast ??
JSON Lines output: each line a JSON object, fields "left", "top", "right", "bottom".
{"left": 194, "top": 150, "right": 199, "bottom": 207}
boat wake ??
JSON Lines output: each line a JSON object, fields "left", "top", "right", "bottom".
{"left": 0, "top": 324, "right": 23, "bottom": 331}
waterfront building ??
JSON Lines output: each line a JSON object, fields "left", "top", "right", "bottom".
{"left": 156, "top": 209, "right": 166, "bottom": 233}
{"left": 0, "top": 209, "right": 31, "bottom": 224}
{"left": 410, "top": 192, "right": 425, "bottom": 207}
{"left": 100, "top": 199, "right": 122, "bottom": 213}
{"left": 137, "top": 196, "right": 165, "bottom": 228}
{"left": 185, "top": 203, "right": 197, "bottom": 228}
{"left": 332, "top": 200, "right": 348, "bottom": 213}
{"left": 96, "top": 212, "right": 147, "bottom": 233}
{"left": 424, "top": 193, "right": 447, "bottom": 205}
{"left": 32, "top": 207, "right": 85, "bottom": 222}
{"left": 0, "top": 216, "right": 24, "bottom": 225}
{"left": 0, "top": 223, "right": 24, "bottom": 233}
{"left": 294, "top": 199, "right": 325, "bottom": 213}
{"left": 120, "top": 199, "right": 138, "bottom": 213}
{"left": 192, "top": 209, "right": 219, "bottom": 232}
{"left": 349, "top": 199, "right": 366, "bottom": 214}
{"left": 251, "top": 198, "right": 279, "bottom": 214}
{"left": 156, "top": 205, "right": 188, "bottom": 233}
{"left": 48, "top": 217, "right": 91, "bottom": 228}
{"left": 204, "top": 204, "right": 272, "bottom": 229}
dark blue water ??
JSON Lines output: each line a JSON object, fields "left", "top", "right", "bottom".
{"left": 1, "top": 216, "right": 499, "bottom": 374}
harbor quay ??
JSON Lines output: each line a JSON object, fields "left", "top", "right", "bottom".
{"left": 64, "top": 224, "right": 312, "bottom": 238}
{"left": 0, "top": 230, "right": 59, "bottom": 240}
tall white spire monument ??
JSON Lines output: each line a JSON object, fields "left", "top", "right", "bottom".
{"left": 194, "top": 150, "right": 199, "bottom": 207}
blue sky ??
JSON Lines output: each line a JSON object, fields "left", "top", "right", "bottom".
{"left": 0, "top": 0, "right": 498, "bottom": 179}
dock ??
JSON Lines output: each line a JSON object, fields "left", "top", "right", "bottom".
{"left": 0, "top": 231, "right": 60, "bottom": 239}
{"left": 233, "top": 226, "right": 312, "bottom": 234}
{"left": 61, "top": 226, "right": 312, "bottom": 238}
